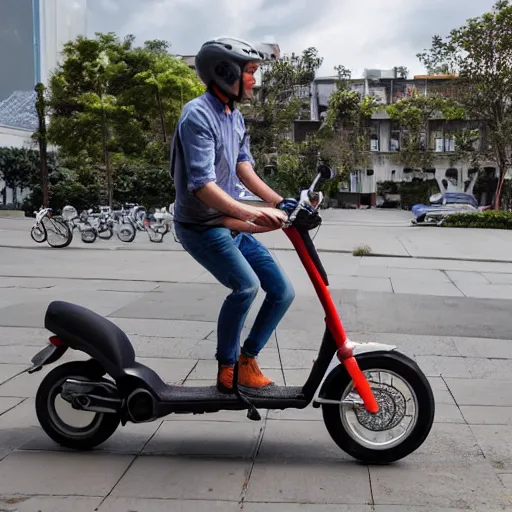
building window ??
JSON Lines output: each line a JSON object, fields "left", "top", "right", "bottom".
{"left": 444, "top": 136, "right": 455, "bottom": 152}
{"left": 390, "top": 121, "right": 400, "bottom": 151}
{"left": 369, "top": 120, "right": 380, "bottom": 151}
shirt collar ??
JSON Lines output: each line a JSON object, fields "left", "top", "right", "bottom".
{"left": 205, "top": 89, "right": 235, "bottom": 114}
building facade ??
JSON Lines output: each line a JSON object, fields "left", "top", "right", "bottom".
{"left": 0, "top": 0, "right": 87, "bottom": 206}
{"left": 0, "top": 0, "right": 87, "bottom": 102}
{"left": 303, "top": 71, "right": 499, "bottom": 204}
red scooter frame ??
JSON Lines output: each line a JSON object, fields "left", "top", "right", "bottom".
{"left": 284, "top": 227, "right": 379, "bottom": 413}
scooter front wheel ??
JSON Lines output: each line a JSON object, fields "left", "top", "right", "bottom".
{"left": 321, "top": 351, "right": 435, "bottom": 464}
{"left": 35, "top": 361, "right": 120, "bottom": 450}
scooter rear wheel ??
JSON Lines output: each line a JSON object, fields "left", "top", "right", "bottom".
{"left": 321, "top": 351, "right": 435, "bottom": 464}
{"left": 35, "top": 361, "right": 120, "bottom": 450}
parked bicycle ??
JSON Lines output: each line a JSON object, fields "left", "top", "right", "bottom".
{"left": 30, "top": 208, "right": 73, "bottom": 248}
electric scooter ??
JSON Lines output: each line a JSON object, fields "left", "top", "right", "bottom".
{"left": 27, "top": 164, "right": 435, "bottom": 464}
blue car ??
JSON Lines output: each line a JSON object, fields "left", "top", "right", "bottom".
{"left": 411, "top": 192, "right": 480, "bottom": 225}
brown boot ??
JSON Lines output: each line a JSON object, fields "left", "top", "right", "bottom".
{"left": 238, "top": 354, "right": 273, "bottom": 388}
{"left": 217, "top": 365, "right": 234, "bottom": 394}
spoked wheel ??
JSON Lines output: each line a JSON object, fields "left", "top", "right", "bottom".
{"left": 31, "top": 224, "right": 47, "bottom": 243}
{"left": 98, "top": 227, "right": 113, "bottom": 240}
{"left": 35, "top": 361, "right": 120, "bottom": 450}
{"left": 81, "top": 229, "right": 97, "bottom": 244}
{"left": 42, "top": 217, "right": 73, "bottom": 248}
{"left": 147, "top": 229, "right": 164, "bottom": 243}
{"left": 116, "top": 223, "right": 136, "bottom": 243}
{"left": 322, "top": 351, "right": 435, "bottom": 464}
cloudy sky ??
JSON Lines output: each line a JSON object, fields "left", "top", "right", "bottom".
{"left": 87, "top": 0, "right": 497, "bottom": 78}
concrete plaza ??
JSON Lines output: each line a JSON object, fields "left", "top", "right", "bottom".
{"left": 0, "top": 210, "right": 511, "bottom": 511}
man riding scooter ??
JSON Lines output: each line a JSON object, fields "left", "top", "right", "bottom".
{"left": 170, "top": 37, "right": 296, "bottom": 394}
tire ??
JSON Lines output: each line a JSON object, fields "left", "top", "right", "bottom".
{"left": 81, "top": 229, "right": 97, "bottom": 244}
{"left": 116, "top": 223, "right": 136, "bottom": 243}
{"left": 321, "top": 351, "right": 435, "bottom": 464}
{"left": 44, "top": 218, "right": 73, "bottom": 248}
{"left": 35, "top": 361, "right": 120, "bottom": 450}
{"left": 98, "top": 227, "right": 113, "bottom": 240}
{"left": 31, "top": 224, "right": 47, "bottom": 243}
{"left": 148, "top": 230, "right": 164, "bottom": 243}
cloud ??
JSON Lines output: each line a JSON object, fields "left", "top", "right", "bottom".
{"left": 87, "top": 0, "right": 498, "bottom": 77}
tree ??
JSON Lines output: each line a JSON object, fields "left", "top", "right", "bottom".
{"left": 133, "top": 50, "right": 204, "bottom": 146}
{"left": 46, "top": 32, "right": 204, "bottom": 206}
{"left": 318, "top": 66, "right": 381, "bottom": 182}
{"left": 48, "top": 34, "right": 142, "bottom": 206}
{"left": 395, "top": 66, "right": 409, "bottom": 79}
{"left": 34, "top": 83, "right": 50, "bottom": 207}
{"left": 0, "top": 148, "right": 36, "bottom": 207}
{"left": 417, "top": 0, "right": 512, "bottom": 208}
{"left": 242, "top": 48, "right": 324, "bottom": 196}
{"left": 386, "top": 92, "right": 466, "bottom": 170}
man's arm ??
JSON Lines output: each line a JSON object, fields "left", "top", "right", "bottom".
{"left": 236, "top": 161, "right": 283, "bottom": 207}
{"left": 196, "top": 182, "right": 286, "bottom": 229}
{"left": 180, "top": 112, "right": 286, "bottom": 229}
{"left": 195, "top": 182, "right": 256, "bottom": 222}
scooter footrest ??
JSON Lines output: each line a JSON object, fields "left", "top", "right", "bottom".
{"left": 238, "top": 385, "right": 304, "bottom": 399}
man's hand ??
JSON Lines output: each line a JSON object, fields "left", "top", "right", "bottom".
{"left": 247, "top": 206, "right": 288, "bottom": 229}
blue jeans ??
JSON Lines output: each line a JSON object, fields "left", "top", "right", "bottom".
{"left": 174, "top": 223, "right": 295, "bottom": 365}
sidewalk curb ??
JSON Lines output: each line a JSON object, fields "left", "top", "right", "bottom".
{"left": 1, "top": 242, "right": 512, "bottom": 264}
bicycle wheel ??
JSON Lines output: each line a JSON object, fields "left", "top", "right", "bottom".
{"left": 147, "top": 229, "right": 164, "bottom": 243}
{"left": 98, "top": 227, "right": 113, "bottom": 240}
{"left": 43, "top": 218, "right": 73, "bottom": 248}
{"left": 81, "top": 229, "right": 97, "bottom": 244}
{"left": 31, "top": 224, "right": 47, "bottom": 243}
{"left": 116, "top": 223, "right": 136, "bottom": 243}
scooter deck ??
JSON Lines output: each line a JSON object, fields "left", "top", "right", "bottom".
{"left": 156, "top": 384, "right": 309, "bottom": 415}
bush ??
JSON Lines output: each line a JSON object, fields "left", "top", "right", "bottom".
{"left": 353, "top": 244, "right": 372, "bottom": 256}
{"left": 441, "top": 211, "right": 512, "bottom": 229}
{"left": 377, "top": 179, "right": 439, "bottom": 210}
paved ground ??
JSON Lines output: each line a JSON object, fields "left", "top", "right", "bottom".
{"left": 0, "top": 212, "right": 511, "bottom": 511}
{"left": 4, "top": 208, "right": 512, "bottom": 262}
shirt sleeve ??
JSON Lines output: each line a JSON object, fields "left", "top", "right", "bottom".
{"left": 178, "top": 109, "right": 217, "bottom": 193}
{"left": 236, "top": 115, "right": 255, "bottom": 166}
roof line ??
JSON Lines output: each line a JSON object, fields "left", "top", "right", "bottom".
{"left": 0, "top": 123, "right": 34, "bottom": 133}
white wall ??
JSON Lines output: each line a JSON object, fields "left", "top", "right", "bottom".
{"left": 39, "top": 0, "right": 87, "bottom": 85}
{"left": 0, "top": 125, "right": 34, "bottom": 149}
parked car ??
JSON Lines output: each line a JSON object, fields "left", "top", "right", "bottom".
{"left": 411, "top": 192, "right": 490, "bottom": 226}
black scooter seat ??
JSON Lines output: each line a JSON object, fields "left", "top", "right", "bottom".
{"left": 44, "top": 301, "right": 136, "bottom": 373}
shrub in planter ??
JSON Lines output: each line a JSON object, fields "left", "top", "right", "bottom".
{"left": 442, "top": 211, "right": 512, "bottom": 230}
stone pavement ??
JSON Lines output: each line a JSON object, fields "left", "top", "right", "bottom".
{"left": 0, "top": 214, "right": 511, "bottom": 510}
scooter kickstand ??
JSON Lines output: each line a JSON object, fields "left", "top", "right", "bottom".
{"left": 233, "top": 362, "right": 261, "bottom": 421}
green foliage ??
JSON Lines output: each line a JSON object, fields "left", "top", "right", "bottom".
{"left": 441, "top": 210, "right": 512, "bottom": 229}
{"left": 20, "top": 153, "right": 174, "bottom": 214}
{"left": 0, "top": 147, "right": 40, "bottom": 207}
{"left": 262, "top": 138, "right": 322, "bottom": 198}
{"left": 386, "top": 92, "right": 466, "bottom": 169}
{"left": 113, "top": 163, "right": 175, "bottom": 208}
{"left": 318, "top": 72, "right": 381, "bottom": 180}
{"left": 46, "top": 32, "right": 204, "bottom": 206}
{"left": 377, "top": 179, "right": 440, "bottom": 210}
{"left": 244, "top": 48, "right": 324, "bottom": 196}
{"left": 387, "top": 94, "right": 464, "bottom": 131}
{"left": 0, "top": 148, "right": 35, "bottom": 190}
{"left": 352, "top": 244, "right": 372, "bottom": 256}
{"left": 417, "top": 0, "right": 512, "bottom": 208}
